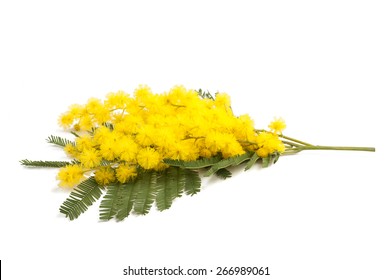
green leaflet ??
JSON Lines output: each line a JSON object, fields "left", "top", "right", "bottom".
{"left": 163, "top": 156, "right": 222, "bottom": 169}
{"left": 261, "top": 156, "right": 271, "bottom": 168}
{"left": 70, "top": 131, "right": 80, "bottom": 138}
{"left": 99, "top": 159, "right": 114, "bottom": 166}
{"left": 59, "top": 177, "right": 103, "bottom": 220}
{"left": 204, "top": 152, "right": 253, "bottom": 177}
{"left": 46, "top": 135, "right": 75, "bottom": 147}
{"left": 115, "top": 181, "right": 137, "bottom": 221}
{"left": 132, "top": 171, "right": 157, "bottom": 215}
{"left": 273, "top": 153, "right": 280, "bottom": 164}
{"left": 99, "top": 185, "right": 121, "bottom": 221}
{"left": 20, "top": 159, "right": 73, "bottom": 168}
{"left": 261, "top": 153, "right": 280, "bottom": 168}
{"left": 196, "top": 89, "right": 215, "bottom": 100}
{"left": 155, "top": 167, "right": 185, "bottom": 211}
{"left": 154, "top": 167, "right": 202, "bottom": 209}
{"left": 215, "top": 168, "right": 232, "bottom": 180}
{"left": 244, "top": 153, "right": 260, "bottom": 171}
{"left": 114, "top": 172, "right": 158, "bottom": 219}
{"left": 183, "top": 169, "right": 201, "bottom": 196}
{"left": 103, "top": 122, "right": 114, "bottom": 130}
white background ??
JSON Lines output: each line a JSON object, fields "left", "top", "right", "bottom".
{"left": 0, "top": 1, "right": 390, "bottom": 279}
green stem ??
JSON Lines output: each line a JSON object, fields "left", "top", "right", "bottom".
{"left": 282, "top": 140, "right": 303, "bottom": 147}
{"left": 281, "top": 150, "right": 301, "bottom": 155}
{"left": 255, "top": 129, "right": 375, "bottom": 153}
{"left": 171, "top": 103, "right": 186, "bottom": 108}
{"left": 255, "top": 129, "right": 313, "bottom": 146}
{"left": 279, "top": 134, "right": 313, "bottom": 146}
{"left": 285, "top": 145, "right": 375, "bottom": 153}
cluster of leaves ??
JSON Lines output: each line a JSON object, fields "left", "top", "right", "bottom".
{"left": 21, "top": 136, "right": 279, "bottom": 221}
{"left": 60, "top": 167, "right": 200, "bottom": 221}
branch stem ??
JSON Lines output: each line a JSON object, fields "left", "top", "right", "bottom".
{"left": 283, "top": 145, "right": 375, "bottom": 154}
{"left": 279, "top": 134, "right": 313, "bottom": 146}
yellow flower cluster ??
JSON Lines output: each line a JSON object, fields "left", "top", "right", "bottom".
{"left": 56, "top": 85, "right": 286, "bottom": 187}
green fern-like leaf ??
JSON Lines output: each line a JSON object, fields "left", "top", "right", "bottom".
{"left": 215, "top": 168, "right": 232, "bottom": 180}
{"left": 260, "top": 153, "right": 280, "bottom": 168}
{"left": 47, "top": 135, "right": 75, "bottom": 147}
{"left": 59, "top": 177, "right": 103, "bottom": 220}
{"left": 183, "top": 169, "right": 201, "bottom": 196}
{"left": 204, "top": 152, "right": 253, "bottom": 177}
{"left": 273, "top": 153, "right": 280, "bottom": 164}
{"left": 168, "top": 167, "right": 186, "bottom": 199}
{"left": 99, "top": 185, "right": 121, "bottom": 221}
{"left": 100, "top": 159, "right": 114, "bottom": 166}
{"left": 103, "top": 122, "right": 114, "bottom": 130}
{"left": 20, "top": 159, "right": 72, "bottom": 168}
{"left": 163, "top": 155, "right": 222, "bottom": 169}
{"left": 196, "top": 89, "right": 215, "bottom": 100}
{"left": 70, "top": 131, "right": 80, "bottom": 138}
{"left": 262, "top": 157, "right": 269, "bottom": 167}
{"left": 115, "top": 181, "right": 137, "bottom": 221}
{"left": 244, "top": 153, "right": 260, "bottom": 171}
{"left": 155, "top": 167, "right": 186, "bottom": 211}
{"left": 132, "top": 171, "right": 157, "bottom": 215}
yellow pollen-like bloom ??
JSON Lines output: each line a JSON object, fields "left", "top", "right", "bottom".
{"left": 268, "top": 118, "right": 286, "bottom": 134}
{"left": 105, "top": 90, "right": 131, "bottom": 109}
{"left": 57, "top": 165, "right": 84, "bottom": 188}
{"left": 64, "top": 143, "right": 78, "bottom": 158}
{"left": 68, "top": 104, "right": 84, "bottom": 117}
{"left": 99, "top": 138, "right": 117, "bottom": 161}
{"left": 116, "top": 164, "right": 137, "bottom": 183}
{"left": 215, "top": 93, "right": 231, "bottom": 109}
{"left": 79, "top": 115, "right": 93, "bottom": 131}
{"left": 117, "top": 138, "right": 138, "bottom": 162}
{"left": 79, "top": 148, "right": 102, "bottom": 168}
{"left": 58, "top": 113, "right": 74, "bottom": 128}
{"left": 255, "top": 132, "right": 285, "bottom": 157}
{"left": 75, "top": 135, "right": 94, "bottom": 152}
{"left": 94, "top": 167, "right": 116, "bottom": 186}
{"left": 137, "top": 147, "right": 162, "bottom": 170}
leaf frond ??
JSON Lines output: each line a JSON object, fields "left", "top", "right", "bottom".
{"left": 99, "top": 159, "right": 113, "bottom": 166}
{"left": 244, "top": 153, "right": 260, "bottom": 171}
{"left": 196, "top": 89, "right": 215, "bottom": 100}
{"left": 183, "top": 169, "right": 201, "bottom": 196}
{"left": 261, "top": 156, "right": 271, "bottom": 168}
{"left": 155, "top": 167, "right": 185, "bottom": 211}
{"left": 261, "top": 153, "right": 280, "bottom": 168}
{"left": 115, "top": 181, "right": 136, "bottom": 221}
{"left": 273, "top": 153, "right": 280, "bottom": 164}
{"left": 163, "top": 155, "right": 222, "bottom": 169}
{"left": 59, "top": 177, "right": 103, "bottom": 220}
{"left": 132, "top": 171, "right": 157, "bottom": 215}
{"left": 20, "top": 159, "right": 73, "bottom": 168}
{"left": 99, "top": 185, "right": 121, "bottom": 221}
{"left": 215, "top": 168, "right": 232, "bottom": 180}
{"left": 103, "top": 122, "right": 114, "bottom": 130}
{"left": 204, "top": 152, "right": 253, "bottom": 177}
{"left": 46, "top": 135, "right": 75, "bottom": 147}
{"left": 70, "top": 131, "right": 80, "bottom": 138}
